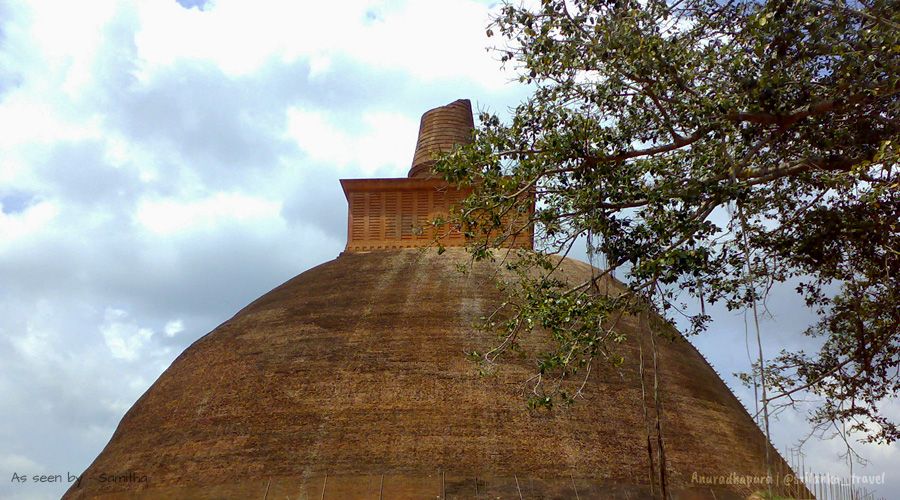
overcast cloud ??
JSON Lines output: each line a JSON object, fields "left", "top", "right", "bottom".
{"left": 0, "top": 1, "right": 895, "bottom": 499}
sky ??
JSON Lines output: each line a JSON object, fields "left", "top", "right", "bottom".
{"left": 0, "top": 0, "right": 895, "bottom": 499}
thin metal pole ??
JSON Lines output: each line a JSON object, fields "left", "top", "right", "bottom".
{"left": 737, "top": 203, "right": 773, "bottom": 499}
{"left": 800, "top": 451, "right": 806, "bottom": 498}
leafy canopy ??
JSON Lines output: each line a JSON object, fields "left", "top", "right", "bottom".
{"left": 434, "top": 0, "right": 899, "bottom": 445}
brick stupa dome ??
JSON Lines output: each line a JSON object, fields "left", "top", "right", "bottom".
{"left": 66, "top": 101, "right": 805, "bottom": 500}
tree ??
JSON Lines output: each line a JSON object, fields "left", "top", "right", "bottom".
{"left": 434, "top": 0, "right": 899, "bottom": 451}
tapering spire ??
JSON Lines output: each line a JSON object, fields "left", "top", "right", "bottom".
{"left": 408, "top": 99, "right": 474, "bottom": 178}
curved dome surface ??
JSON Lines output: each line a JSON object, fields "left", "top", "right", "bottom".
{"left": 65, "top": 249, "right": 795, "bottom": 499}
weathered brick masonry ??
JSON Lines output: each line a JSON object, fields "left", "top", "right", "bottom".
{"left": 65, "top": 100, "right": 807, "bottom": 499}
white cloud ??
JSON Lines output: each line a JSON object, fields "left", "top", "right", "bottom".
{"left": 135, "top": 193, "right": 282, "bottom": 235}
{"left": 11, "top": 322, "right": 54, "bottom": 365}
{"left": 0, "top": 95, "right": 98, "bottom": 149}
{"left": 131, "top": 0, "right": 510, "bottom": 87}
{"left": 164, "top": 319, "right": 184, "bottom": 337}
{"left": 343, "top": 1, "right": 508, "bottom": 86}
{"left": 0, "top": 201, "right": 60, "bottom": 249}
{"left": 2, "top": 1, "right": 116, "bottom": 99}
{"left": 0, "top": 453, "right": 42, "bottom": 473}
{"left": 286, "top": 107, "right": 418, "bottom": 174}
{"left": 99, "top": 308, "right": 154, "bottom": 361}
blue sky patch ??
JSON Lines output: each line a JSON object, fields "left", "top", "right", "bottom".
{"left": 176, "top": 0, "right": 211, "bottom": 11}
{"left": 0, "top": 191, "right": 35, "bottom": 214}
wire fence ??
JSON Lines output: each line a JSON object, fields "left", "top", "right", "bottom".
{"left": 778, "top": 447, "right": 888, "bottom": 500}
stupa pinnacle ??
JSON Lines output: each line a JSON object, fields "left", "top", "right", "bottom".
{"left": 341, "top": 98, "right": 530, "bottom": 253}
{"left": 409, "top": 99, "right": 476, "bottom": 178}
{"left": 66, "top": 100, "right": 808, "bottom": 499}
